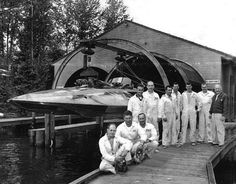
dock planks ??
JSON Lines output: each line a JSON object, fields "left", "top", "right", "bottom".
{"left": 89, "top": 143, "right": 219, "bottom": 184}
{"left": 70, "top": 123, "right": 236, "bottom": 184}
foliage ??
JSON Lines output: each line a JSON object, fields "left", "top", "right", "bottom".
{"left": 102, "top": 0, "right": 130, "bottom": 32}
{"left": 0, "top": 0, "right": 130, "bottom": 116}
{"left": 51, "top": 0, "right": 102, "bottom": 51}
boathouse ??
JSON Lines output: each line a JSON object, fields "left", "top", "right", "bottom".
{"left": 52, "top": 20, "right": 236, "bottom": 121}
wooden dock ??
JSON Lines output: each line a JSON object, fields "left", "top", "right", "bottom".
{"left": 70, "top": 123, "right": 236, "bottom": 184}
{"left": 89, "top": 143, "right": 219, "bottom": 184}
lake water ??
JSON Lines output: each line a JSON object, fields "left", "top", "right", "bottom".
{"left": 0, "top": 125, "right": 101, "bottom": 184}
{"left": 1, "top": 124, "right": 236, "bottom": 184}
{"left": 214, "top": 146, "right": 236, "bottom": 184}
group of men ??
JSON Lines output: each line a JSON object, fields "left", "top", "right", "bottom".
{"left": 98, "top": 81, "right": 227, "bottom": 174}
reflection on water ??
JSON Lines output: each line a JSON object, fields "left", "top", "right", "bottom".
{"left": 0, "top": 126, "right": 101, "bottom": 184}
{"left": 214, "top": 146, "right": 236, "bottom": 184}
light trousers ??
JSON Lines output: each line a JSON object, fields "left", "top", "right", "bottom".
{"left": 211, "top": 113, "right": 225, "bottom": 146}
{"left": 143, "top": 140, "right": 158, "bottom": 157}
{"left": 181, "top": 109, "right": 196, "bottom": 144}
{"left": 99, "top": 145, "right": 131, "bottom": 174}
{"left": 162, "top": 113, "right": 174, "bottom": 146}
{"left": 172, "top": 111, "right": 180, "bottom": 145}
{"left": 198, "top": 106, "right": 212, "bottom": 142}
{"left": 147, "top": 115, "right": 159, "bottom": 141}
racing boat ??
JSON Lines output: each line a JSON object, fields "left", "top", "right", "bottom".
{"left": 8, "top": 86, "right": 134, "bottom": 117}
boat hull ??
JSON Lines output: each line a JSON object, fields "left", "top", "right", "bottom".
{"left": 8, "top": 87, "right": 132, "bottom": 117}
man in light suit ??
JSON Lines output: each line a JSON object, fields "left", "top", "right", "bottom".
{"left": 99, "top": 123, "right": 132, "bottom": 174}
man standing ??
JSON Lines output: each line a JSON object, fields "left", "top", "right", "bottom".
{"left": 99, "top": 123, "right": 132, "bottom": 174}
{"left": 209, "top": 84, "right": 227, "bottom": 146}
{"left": 115, "top": 110, "right": 146, "bottom": 161}
{"left": 138, "top": 113, "right": 158, "bottom": 157}
{"left": 143, "top": 81, "right": 160, "bottom": 138}
{"left": 197, "top": 83, "right": 215, "bottom": 143}
{"left": 180, "top": 82, "right": 199, "bottom": 146}
{"left": 171, "top": 82, "right": 182, "bottom": 144}
{"left": 127, "top": 84, "right": 144, "bottom": 123}
{"left": 159, "top": 85, "right": 177, "bottom": 148}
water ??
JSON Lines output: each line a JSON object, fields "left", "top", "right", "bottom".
{"left": 0, "top": 125, "right": 101, "bottom": 184}
{"left": 214, "top": 146, "right": 236, "bottom": 184}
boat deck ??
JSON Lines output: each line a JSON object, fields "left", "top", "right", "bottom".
{"left": 89, "top": 143, "right": 219, "bottom": 184}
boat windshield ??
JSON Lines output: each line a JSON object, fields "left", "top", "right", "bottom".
{"left": 108, "top": 77, "right": 133, "bottom": 89}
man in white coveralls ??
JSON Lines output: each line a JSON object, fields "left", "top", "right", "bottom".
{"left": 179, "top": 82, "right": 199, "bottom": 146}
{"left": 137, "top": 113, "right": 158, "bottom": 157}
{"left": 159, "top": 85, "right": 177, "bottom": 148}
{"left": 171, "top": 82, "right": 182, "bottom": 145}
{"left": 197, "top": 83, "right": 214, "bottom": 143}
{"left": 99, "top": 123, "right": 132, "bottom": 174}
{"left": 115, "top": 110, "right": 147, "bottom": 162}
{"left": 127, "top": 84, "right": 144, "bottom": 123}
{"left": 143, "top": 81, "right": 160, "bottom": 139}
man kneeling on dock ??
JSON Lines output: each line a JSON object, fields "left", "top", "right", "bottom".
{"left": 138, "top": 113, "right": 158, "bottom": 158}
{"left": 116, "top": 110, "right": 147, "bottom": 164}
{"left": 99, "top": 123, "right": 132, "bottom": 174}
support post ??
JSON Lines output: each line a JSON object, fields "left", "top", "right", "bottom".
{"left": 96, "top": 116, "right": 104, "bottom": 137}
{"left": 31, "top": 112, "right": 36, "bottom": 129}
{"left": 45, "top": 113, "right": 55, "bottom": 147}
{"left": 45, "top": 113, "right": 50, "bottom": 147}
{"left": 68, "top": 114, "right": 72, "bottom": 124}
{"left": 50, "top": 113, "right": 55, "bottom": 148}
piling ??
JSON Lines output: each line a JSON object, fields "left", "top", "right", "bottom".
{"left": 44, "top": 113, "right": 55, "bottom": 147}
{"left": 96, "top": 116, "right": 104, "bottom": 137}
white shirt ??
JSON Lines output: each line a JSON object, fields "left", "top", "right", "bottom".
{"left": 115, "top": 121, "right": 147, "bottom": 143}
{"left": 99, "top": 134, "right": 132, "bottom": 162}
{"left": 159, "top": 94, "right": 176, "bottom": 118}
{"left": 198, "top": 90, "right": 215, "bottom": 110}
{"left": 138, "top": 123, "right": 158, "bottom": 141}
{"left": 143, "top": 91, "right": 160, "bottom": 117}
{"left": 127, "top": 94, "right": 144, "bottom": 123}
{"left": 171, "top": 91, "right": 181, "bottom": 112}
{"left": 181, "top": 91, "right": 199, "bottom": 112}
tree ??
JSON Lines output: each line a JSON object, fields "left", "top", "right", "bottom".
{"left": 12, "top": 0, "right": 55, "bottom": 96}
{"left": 102, "top": 0, "right": 130, "bottom": 32}
{"left": 51, "top": 0, "right": 102, "bottom": 52}
{"left": 0, "top": 0, "right": 25, "bottom": 66}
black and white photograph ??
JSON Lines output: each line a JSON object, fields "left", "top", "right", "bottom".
{"left": 0, "top": 0, "right": 236, "bottom": 183}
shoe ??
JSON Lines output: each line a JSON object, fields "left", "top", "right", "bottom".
{"left": 163, "top": 145, "right": 167, "bottom": 149}
{"left": 191, "top": 142, "right": 196, "bottom": 146}
{"left": 177, "top": 143, "right": 183, "bottom": 148}
{"left": 144, "top": 153, "right": 151, "bottom": 159}
{"left": 110, "top": 168, "right": 116, "bottom": 174}
{"left": 126, "top": 160, "right": 133, "bottom": 166}
{"left": 155, "top": 149, "right": 159, "bottom": 153}
{"left": 219, "top": 144, "right": 224, "bottom": 147}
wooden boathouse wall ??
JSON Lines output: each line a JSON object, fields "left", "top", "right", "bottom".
{"left": 52, "top": 20, "right": 236, "bottom": 121}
